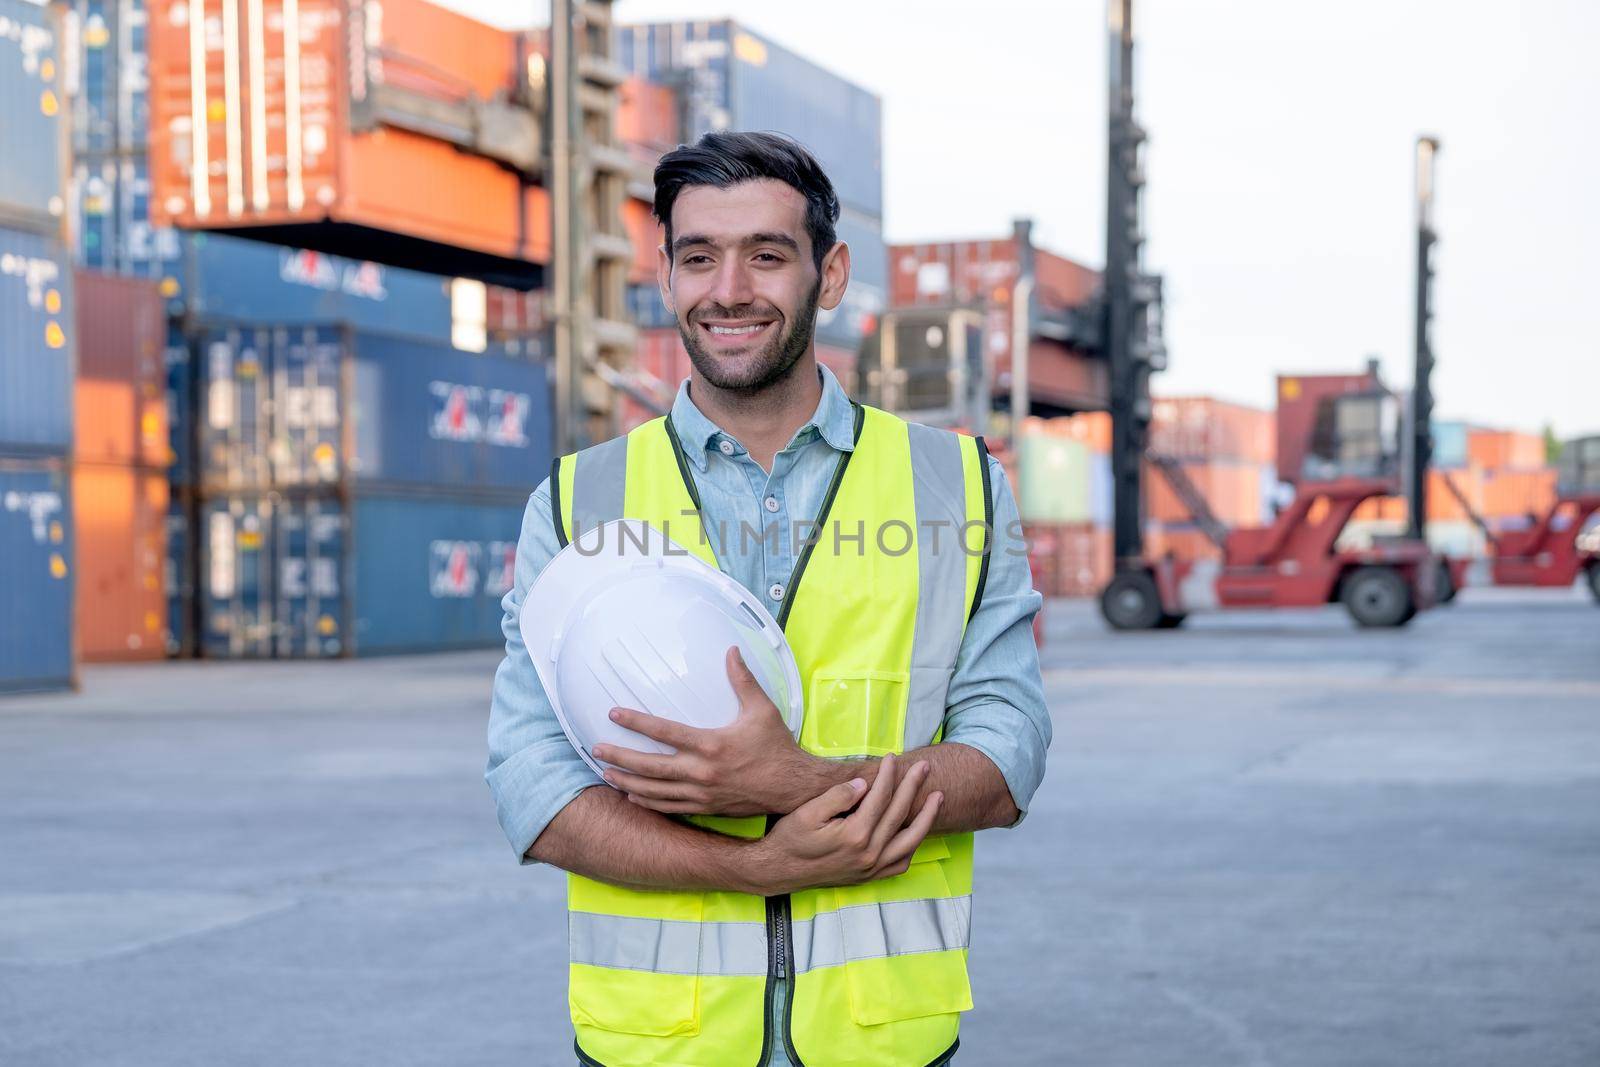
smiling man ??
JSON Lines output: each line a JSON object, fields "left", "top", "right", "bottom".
{"left": 486, "top": 132, "right": 1050, "bottom": 1067}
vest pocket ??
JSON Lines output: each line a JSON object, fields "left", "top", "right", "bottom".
{"left": 802, "top": 669, "right": 911, "bottom": 756}
{"left": 838, "top": 856, "right": 974, "bottom": 1026}
{"left": 568, "top": 896, "right": 704, "bottom": 1038}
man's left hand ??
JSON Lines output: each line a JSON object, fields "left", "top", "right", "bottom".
{"left": 593, "top": 647, "right": 821, "bottom": 817}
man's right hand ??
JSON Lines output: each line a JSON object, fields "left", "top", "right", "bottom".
{"left": 746, "top": 753, "right": 942, "bottom": 896}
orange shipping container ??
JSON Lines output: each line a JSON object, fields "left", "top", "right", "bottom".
{"left": 74, "top": 464, "right": 168, "bottom": 661}
{"left": 146, "top": 0, "right": 549, "bottom": 280}
{"left": 1467, "top": 429, "right": 1546, "bottom": 471}
{"left": 1151, "top": 396, "right": 1274, "bottom": 466}
{"left": 1023, "top": 522, "right": 1111, "bottom": 598}
{"left": 1480, "top": 468, "right": 1558, "bottom": 520}
{"left": 74, "top": 272, "right": 169, "bottom": 468}
{"left": 1145, "top": 460, "right": 1265, "bottom": 528}
{"left": 1353, "top": 469, "right": 1487, "bottom": 524}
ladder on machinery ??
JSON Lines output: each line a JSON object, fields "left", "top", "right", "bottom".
{"left": 1439, "top": 470, "right": 1498, "bottom": 547}
{"left": 1146, "top": 451, "right": 1231, "bottom": 550}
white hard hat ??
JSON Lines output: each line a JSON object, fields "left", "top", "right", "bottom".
{"left": 520, "top": 518, "right": 804, "bottom": 779}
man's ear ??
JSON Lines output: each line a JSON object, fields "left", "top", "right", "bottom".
{"left": 818, "top": 241, "right": 851, "bottom": 312}
{"left": 656, "top": 240, "right": 675, "bottom": 314}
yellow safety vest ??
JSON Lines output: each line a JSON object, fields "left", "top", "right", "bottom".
{"left": 550, "top": 402, "right": 993, "bottom": 1067}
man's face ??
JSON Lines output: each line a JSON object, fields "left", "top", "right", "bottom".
{"left": 658, "top": 179, "right": 850, "bottom": 392}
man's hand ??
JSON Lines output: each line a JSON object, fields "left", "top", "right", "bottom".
{"left": 744, "top": 753, "right": 942, "bottom": 896}
{"left": 593, "top": 647, "right": 823, "bottom": 817}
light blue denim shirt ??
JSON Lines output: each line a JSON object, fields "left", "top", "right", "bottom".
{"left": 485, "top": 363, "right": 1049, "bottom": 857}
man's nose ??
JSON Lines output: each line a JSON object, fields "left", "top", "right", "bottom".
{"left": 709, "top": 259, "right": 754, "bottom": 308}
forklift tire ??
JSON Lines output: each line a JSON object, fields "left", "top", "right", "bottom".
{"left": 1436, "top": 560, "right": 1457, "bottom": 605}
{"left": 1342, "top": 566, "right": 1414, "bottom": 628}
{"left": 1100, "top": 571, "right": 1164, "bottom": 631}
{"left": 1587, "top": 563, "right": 1600, "bottom": 605}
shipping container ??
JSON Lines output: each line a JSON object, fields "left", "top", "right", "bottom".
{"left": 67, "top": 0, "right": 151, "bottom": 155}
{"left": 1481, "top": 468, "right": 1558, "bottom": 521}
{"left": 1432, "top": 420, "right": 1469, "bottom": 470}
{"left": 74, "top": 269, "right": 168, "bottom": 466}
{"left": 165, "top": 487, "right": 193, "bottom": 654}
{"left": 0, "top": 458, "right": 74, "bottom": 692}
{"left": 0, "top": 224, "right": 74, "bottom": 455}
{"left": 198, "top": 489, "right": 524, "bottom": 657}
{"left": 0, "top": 0, "right": 66, "bottom": 230}
{"left": 146, "top": 0, "right": 548, "bottom": 282}
{"left": 1150, "top": 396, "right": 1275, "bottom": 466}
{"left": 72, "top": 152, "right": 182, "bottom": 275}
{"left": 1145, "top": 459, "right": 1267, "bottom": 528}
{"left": 1018, "top": 434, "right": 1091, "bottom": 523}
{"left": 73, "top": 461, "right": 165, "bottom": 660}
{"left": 1022, "top": 521, "right": 1111, "bottom": 598}
{"left": 1467, "top": 428, "right": 1546, "bottom": 472}
{"left": 196, "top": 325, "right": 552, "bottom": 492}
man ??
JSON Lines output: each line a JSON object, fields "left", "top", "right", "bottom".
{"left": 487, "top": 131, "right": 1050, "bottom": 1067}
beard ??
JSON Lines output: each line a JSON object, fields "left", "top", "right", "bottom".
{"left": 678, "top": 276, "right": 822, "bottom": 393}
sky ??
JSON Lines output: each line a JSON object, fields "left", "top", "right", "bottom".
{"left": 445, "top": 1, "right": 1599, "bottom": 437}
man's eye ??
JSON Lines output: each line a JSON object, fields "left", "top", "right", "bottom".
{"left": 754, "top": 253, "right": 781, "bottom": 263}
{"left": 682, "top": 255, "right": 711, "bottom": 265}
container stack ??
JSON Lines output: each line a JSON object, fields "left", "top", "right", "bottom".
{"left": 1145, "top": 396, "right": 1276, "bottom": 559}
{"left": 1, "top": 0, "right": 76, "bottom": 693}
{"left": 1013, "top": 412, "right": 1112, "bottom": 598}
{"left": 72, "top": 270, "right": 169, "bottom": 660}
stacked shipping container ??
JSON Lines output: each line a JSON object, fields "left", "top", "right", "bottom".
{"left": 73, "top": 271, "right": 169, "bottom": 659}
{"left": 2, "top": 0, "right": 76, "bottom": 692}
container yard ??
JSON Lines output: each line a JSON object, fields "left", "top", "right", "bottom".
{"left": 2, "top": 0, "right": 1596, "bottom": 1063}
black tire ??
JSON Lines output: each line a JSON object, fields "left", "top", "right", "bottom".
{"left": 1436, "top": 560, "right": 1457, "bottom": 605}
{"left": 1342, "top": 565, "right": 1415, "bottom": 628}
{"left": 1587, "top": 563, "right": 1600, "bottom": 605}
{"left": 1156, "top": 613, "right": 1188, "bottom": 629}
{"left": 1100, "top": 570, "right": 1164, "bottom": 631}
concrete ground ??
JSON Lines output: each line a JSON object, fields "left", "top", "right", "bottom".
{"left": 3, "top": 586, "right": 1598, "bottom": 1066}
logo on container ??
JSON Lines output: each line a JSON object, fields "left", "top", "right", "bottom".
{"left": 486, "top": 390, "right": 531, "bottom": 447}
{"left": 429, "top": 541, "right": 481, "bottom": 598}
{"left": 279, "top": 249, "right": 388, "bottom": 302}
{"left": 429, "top": 382, "right": 484, "bottom": 442}
{"left": 3, "top": 489, "right": 63, "bottom": 544}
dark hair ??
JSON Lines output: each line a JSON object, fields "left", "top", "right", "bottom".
{"left": 653, "top": 131, "right": 841, "bottom": 272}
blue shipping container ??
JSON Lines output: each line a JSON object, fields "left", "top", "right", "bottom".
{"left": 67, "top": 0, "right": 149, "bottom": 156}
{"left": 196, "top": 325, "right": 552, "bottom": 493}
{"left": 0, "top": 460, "right": 74, "bottom": 691}
{"left": 619, "top": 20, "right": 883, "bottom": 219}
{"left": 0, "top": 225, "right": 73, "bottom": 454}
{"left": 1432, "top": 420, "right": 1469, "bottom": 470}
{"left": 176, "top": 233, "right": 457, "bottom": 339}
{"left": 74, "top": 153, "right": 180, "bottom": 275}
{"left": 0, "top": 0, "right": 65, "bottom": 228}
{"left": 199, "top": 490, "right": 524, "bottom": 657}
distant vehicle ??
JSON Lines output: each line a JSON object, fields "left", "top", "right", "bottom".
{"left": 1440, "top": 434, "right": 1600, "bottom": 603}
{"left": 1102, "top": 384, "right": 1440, "bottom": 630}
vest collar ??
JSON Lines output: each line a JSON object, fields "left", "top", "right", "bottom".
{"left": 670, "top": 362, "right": 858, "bottom": 472}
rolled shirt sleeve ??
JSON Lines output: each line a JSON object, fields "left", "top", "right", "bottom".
{"left": 940, "top": 457, "right": 1051, "bottom": 822}
{"left": 485, "top": 480, "right": 604, "bottom": 863}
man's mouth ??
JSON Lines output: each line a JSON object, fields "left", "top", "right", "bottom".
{"left": 697, "top": 319, "right": 777, "bottom": 342}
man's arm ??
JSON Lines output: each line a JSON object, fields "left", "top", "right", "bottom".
{"left": 531, "top": 755, "right": 943, "bottom": 896}
{"left": 603, "top": 457, "right": 1049, "bottom": 835}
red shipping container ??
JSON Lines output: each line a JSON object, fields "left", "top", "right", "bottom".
{"left": 74, "top": 464, "right": 168, "bottom": 661}
{"left": 73, "top": 271, "right": 169, "bottom": 468}
{"left": 146, "top": 0, "right": 549, "bottom": 277}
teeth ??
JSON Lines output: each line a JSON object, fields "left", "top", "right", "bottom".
{"left": 707, "top": 324, "right": 765, "bottom": 335}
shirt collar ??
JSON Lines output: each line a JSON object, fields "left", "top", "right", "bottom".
{"left": 670, "top": 362, "right": 858, "bottom": 471}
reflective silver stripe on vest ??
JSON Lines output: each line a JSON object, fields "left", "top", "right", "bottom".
{"left": 905, "top": 423, "right": 975, "bottom": 748}
{"left": 792, "top": 895, "right": 972, "bottom": 974}
{"left": 570, "top": 434, "right": 628, "bottom": 538}
{"left": 568, "top": 911, "right": 768, "bottom": 977}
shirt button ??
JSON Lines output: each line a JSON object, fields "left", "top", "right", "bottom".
{"left": 768, "top": 582, "right": 785, "bottom": 601}
{"left": 764, "top": 495, "right": 780, "bottom": 513}
{"left": 718, "top": 439, "right": 735, "bottom": 456}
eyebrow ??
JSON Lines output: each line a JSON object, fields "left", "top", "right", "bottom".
{"left": 672, "top": 232, "right": 803, "bottom": 256}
